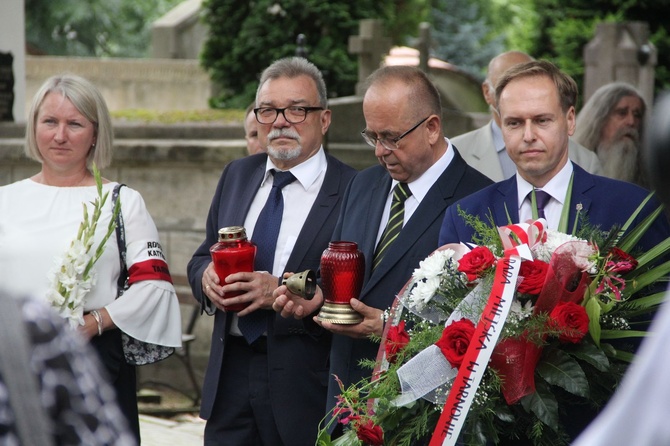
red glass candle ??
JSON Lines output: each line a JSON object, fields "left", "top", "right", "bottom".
{"left": 210, "top": 226, "right": 256, "bottom": 312}
{"left": 321, "top": 241, "right": 365, "bottom": 304}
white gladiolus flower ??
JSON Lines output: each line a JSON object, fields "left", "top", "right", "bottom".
{"left": 47, "top": 165, "right": 119, "bottom": 328}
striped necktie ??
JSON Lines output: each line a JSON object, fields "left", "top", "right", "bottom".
{"left": 373, "top": 182, "right": 411, "bottom": 270}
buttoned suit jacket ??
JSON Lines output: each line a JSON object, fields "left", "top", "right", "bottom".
{"left": 187, "top": 152, "right": 356, "bottom": 446}
{"left": 325, "top": 148, "right": 493, "bottom": 417}
{"left": 452, "top": 121, "right": 603, "bottom": 181}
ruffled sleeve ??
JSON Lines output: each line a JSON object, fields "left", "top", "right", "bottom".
{"left": 105, "top": 187, "right": 182, "bottom": 348}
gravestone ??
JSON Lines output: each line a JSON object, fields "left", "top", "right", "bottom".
{"left": 348, "top": 19, "right": 391, "bottom": 96}
{"left": 0, "top": 52, "right": 14, "bottom": 121}
{"left": 151, "top": 0, "right": 206, "bottom": 59}
{"left": 583, "top": 21, "right": 656, "bottom": 107}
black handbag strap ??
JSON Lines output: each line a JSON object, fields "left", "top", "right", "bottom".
{"left": 113, "top": 183, "right": 128, "bottom": 295}
{"left": 0, "top": 295, "right": 55, "bottom": 446}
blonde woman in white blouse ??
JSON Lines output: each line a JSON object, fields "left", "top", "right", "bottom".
{"left": 0, "top": 74, "right": 182, "bottom": 443}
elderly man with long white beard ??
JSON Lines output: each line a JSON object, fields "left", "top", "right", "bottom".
{"left": 574, "top": 82, "right": 647, "bottom": 187}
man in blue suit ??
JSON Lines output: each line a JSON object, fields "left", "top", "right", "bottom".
{"left": 273, "top": 65, "right": 493, "bottom": 430}
{"left": 439, "top": 60, "right": 669, "bottom": 251}
{"left": 187, "top": 57, "right": 356, "bottom": 446}
{"left": 438, "top": 60, "right": 669, "bottom": 444}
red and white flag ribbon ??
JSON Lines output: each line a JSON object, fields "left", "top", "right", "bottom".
{"left": 429, "top": 222, "right": 541, "bottom": 446}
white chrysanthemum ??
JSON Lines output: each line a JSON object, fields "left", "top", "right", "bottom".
{"left": 409, "top": 276, "right": 441, "bottom": 310}
{"left": 533, "top": 230, "right": 582, "bottom": 262}
{"left": 413, "top": 249, "right": 455, "bottom": 281}
{"left": 532, "top": 229, "right": 597, "bottom": 272}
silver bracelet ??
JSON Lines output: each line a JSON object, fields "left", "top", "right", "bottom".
{"left": 90, "top": 310, "right": 104, "bottom": 336}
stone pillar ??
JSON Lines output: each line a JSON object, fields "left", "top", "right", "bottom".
{"left": 583, "top": 21, "right": 656, "bottom": 107}
{"left": 0, "top": 0, "right": 26, "bottom": 122}
{"left": 348, "top": 19, "right": 391, "bottom": 96}
{"left": 151, "top": 0, "right": 206, "bottom": 59}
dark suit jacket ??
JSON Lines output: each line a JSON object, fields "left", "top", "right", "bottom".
{"left": 439, "top": 163, "right": 670, "bottom": 254}
{"left": 326, "top": 148, "right": 493, "bottom": 417}
{"left": 187, "top": 152, "right": 356, "bottom": 446}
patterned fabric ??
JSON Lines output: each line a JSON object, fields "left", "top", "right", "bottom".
{"left": 373, "top": 182, "right": 412, "bottom": 269}
{"left": 112, "top": 184, "right": 175, "bottom": 366}
{"left": 0, "top": 296, "right": 136, "bottom": 445}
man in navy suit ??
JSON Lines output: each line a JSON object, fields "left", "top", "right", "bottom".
{"left": 187, "top": 57, "right": 356, "bottom": 446}
{"left": 273, "top": 65, "right": 492, "bottom": 429}
{"left": 438, "top": 60, "right": 669, "bottom": 444}
{"left": 439, "top": 60, "right": 668, "bottom": 250}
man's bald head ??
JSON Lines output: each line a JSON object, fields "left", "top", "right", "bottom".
{"left": 483, "top": 51, "right": 534, "bottom": 123}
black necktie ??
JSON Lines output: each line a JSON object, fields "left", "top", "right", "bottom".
{"left": 373, "top": 182, "right": 412, "bottom": 270}
{"left": 239, "top": 170, "right": 296, "bottom": 344}
{"left": 532, "top": 189, "right": 552, "bottom": 219}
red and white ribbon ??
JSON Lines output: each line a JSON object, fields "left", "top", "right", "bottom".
{"left": 429, "top": 222, "right": 541, "bottom": 446}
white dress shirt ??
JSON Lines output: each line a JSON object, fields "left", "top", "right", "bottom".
{"left": 230, "top": 148, "right": 327, "bottom": 336}
{"left": 376, "top": 139, "right": 454, "bottom": 246}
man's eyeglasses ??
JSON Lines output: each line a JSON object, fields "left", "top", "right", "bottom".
{"left": 361, "top": 116, "right": 430, "bottom": 151}
{"left": 254, "top": 106, "right": 324, "bottom": 125}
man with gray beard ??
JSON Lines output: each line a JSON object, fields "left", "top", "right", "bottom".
{"left": 574, "top": 82, "right": 647, "bottom": 187}
{"left": 188, "top": 57, "right": 356, "bottom": 446}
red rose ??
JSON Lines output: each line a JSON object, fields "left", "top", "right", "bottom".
{"left": 458, "top": 246, "right": 496, "bottom": 281}
{"left": 435, "top": 318, "right": 476, "bottom": 368}
{"left": 549, "top": 302, "right": 589, "bottom": 343}
{"left": 607, "top": 247, "right": 638, "bottom": 274}
{"left": 517, "top": 259, "right": 549, "bottom": 295}
{"left": 356, "top": 419, "right": 384, "bottom": 445}
{"left": 385, "top": 320, "right": 410, "bottom": 364}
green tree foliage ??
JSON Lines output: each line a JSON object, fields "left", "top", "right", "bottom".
{"left": 430, "top": 0, "right": 506, "bottom": 79}
{"left": 487, "top": 0, "right": 540, "bottom": 55}
{"left": 528, "top": 0, "right": 670, "bottom": 97}
{"left": 25, "top": 0, "right": 183, "bottom": 57}
{"left": 200, "top": 0, "right": 427, "bottom": 108}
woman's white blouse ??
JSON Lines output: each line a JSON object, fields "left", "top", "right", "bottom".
{"left": 0, "top": 179, "right": 181, "bottom": 347}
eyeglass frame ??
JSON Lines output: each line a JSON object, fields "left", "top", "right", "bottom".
{"left": 254, "top": 106, "right": 325, "bottom": 125}
{"left": 361, "top": 116, "right": 430, "bottom": 151}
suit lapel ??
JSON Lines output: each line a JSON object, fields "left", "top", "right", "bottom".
{"left": 363, "top": 154, "right": 466, "bottom": 294}
{"left": 566, "top": 164, "right": 595, "bottom": 229}
{"left": 284, "top": 156, "right": 343, "bottom": 272}
{"left": 233, "top": 162, "right": 266, "bottom": 225}
{"left": 491, "top": 178, "right": 519, "bottom": 225}
{"left": 359, "top": 174, "right": 392, "bottom": 286}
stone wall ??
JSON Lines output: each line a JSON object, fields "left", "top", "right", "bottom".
{"left": 24, "top": 56, "right": 212, "bottom": 118}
